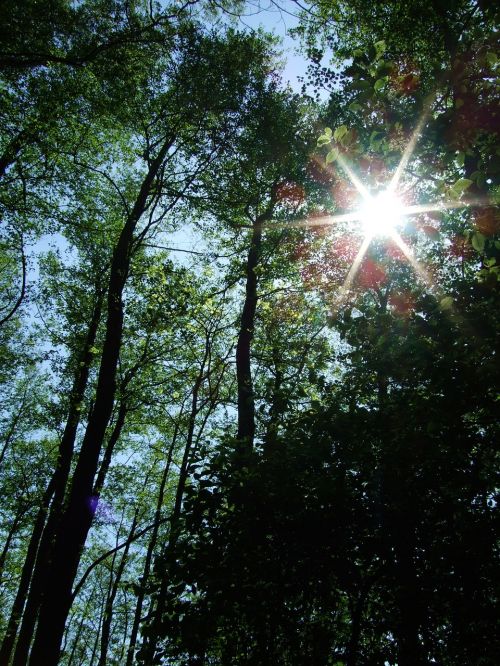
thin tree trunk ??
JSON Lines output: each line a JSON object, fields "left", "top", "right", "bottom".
{"left": 235, "top": 218, "right": 262, "bottom": 452}
{"left": 0, "top": 241, "right": 26, "bottom": 328}
{"left": 394, "top": 525, "right": 427, "bottom": 666}
{"left": 234, "top": 198, "right": 276, "bottom": 454}
{"left": 97, "top": 512, "right": 139, "bottom": 666}
{"left": 93, "top": 400, "right": 128, "bottom": 498}
{"left": 0, "top": 383, "right": 29, "bottom": 469}
{"left": 66, "top": 614, "right": 85, "bottom": 666}
{"left": 119, "top": 588, "right": 129, "bottom": 664}
{"left": 27, "top": 139, "right": 171, "bottom": 666}
{"left": 125, "top": 424, "right": 180, "bottom": 666}
{"left": 90, "top": 595, "right": 107, "bottom": 666}
{"left": 66, "top": 594, "right": 92, "bottom": 666}
{"left": 345, "top": 578, "right": 373, "bottom": 666}
{"left": 141, "top": 346, "right": 210, "bottom": 663}
{"left": 0, "top": 130, "right": 29, "bottom": 180}
{"left": 0, "top": 508, "right": 26, "bottom": 584}
{"left": 11, "top": 294, "right": 103, "bottom": 666}
{"left": 0, "top": 479, "right": 55, "bottom": 664}
{"left": 264, "top": 347, "right": 284, "bottom": 450}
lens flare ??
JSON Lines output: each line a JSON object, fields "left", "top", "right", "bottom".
{"left": 360, "top": 191, "right": 404, "bottom": 238}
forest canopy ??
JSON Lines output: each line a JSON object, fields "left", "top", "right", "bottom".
{"left": 0, "top": 1, "right": 498, "bottom": 665}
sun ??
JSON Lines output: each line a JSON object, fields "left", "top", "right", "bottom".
{"left": 360, "top": 190, "right": 404, "bottom": 238}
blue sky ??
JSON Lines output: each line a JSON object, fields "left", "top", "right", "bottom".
{"left": 233, "top": 0, "right": 309, "bottom": 92}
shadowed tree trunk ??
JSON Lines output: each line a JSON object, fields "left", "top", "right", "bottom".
{"left": 25, "top": 139, "right": 172, "bottom": 666}
{"left": 0, "top": 130, "right": 31, "bottom": 180}
{"left": 97, "top": 510, "right": 139, "bottom": 666}
{"left": 0, "top": 381, "right": 29, "bottom": 469}
{"left": 140, "top": 339, "right": 211, "bottom": 663}
{"left": 2, "top": 293, "right": 103, "bottom": 666}
{"left": 0, "top": 480, "right": 55, "bottom": 665}
{"left": 235, "top": 202, "right": 275, "bottom": 454}
{"left": 125, "top": 423, "right": 180, "bottom": 666}
{"left": 235, "top": 219, "right": 261, "bottom": 451}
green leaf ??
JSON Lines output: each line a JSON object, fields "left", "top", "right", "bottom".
{"left": 440, "top": 296, "right": 453, "bottom": 310}
{"left": 374, "top": 77, "right": 386, "bottom": 91}
{"left": 369, "top": 130, "right": 385, "bottom": 150}
{"left": 376, "top": 60, "right": 394, "bottom": 76}
{"left": 334, "top": 125, "right": 348, "bottom": 141}
{"left": 316, "top": 127, "right": 332, "bottom": 145}
{"left": 351, "top": 79, "right": 371, "bottom": 91}
{"left": 486, "top": 51, "right": 497, "bottom": 67}
{"left": 471, "top": 232, "right": 486, "bottom": 252}
{"left": 348, "top": 102, "right": 362, "bottom": 112}
{"left": 476, "top": 173, "right": 486, "bottom": 189}
{"left": 341, "top": 129, "right": 356, "bottom": 146}
{"left": 326, "top": 147, "right": 339, "bottom": 164}
{"left": 374, "top": 40, "right": 386, "bottom": 58}
{"left": 452, "top": 178, "right": 473, "bottom": 193}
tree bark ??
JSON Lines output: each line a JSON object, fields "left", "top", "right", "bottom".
{"left": 97, "top": 512, "right": 139, "bottom": 666}
{"left": 0, "top": 480, "right": 55, "bottom": 665}
{"left": 235, "top": 216, "right": 263, "bottom": 452}
{"left": 125, "top": 426, "right": 179, "bottom": 666}
{"left": 11, "top": 294, "right": 103, "bottom": 666}
{"left": 234, "top": 195, "right": 276, "bottom": 454}
{"left": 93, "top": 399, "right": 128, "bottom": 497}
{"left": 141, "top": 344, "right": 210, "bottom": 663}
{"left": 27, "top": 140, "right": 171, "bottom": 666}
{"left": 0, "top": 130, "right": 30, "bottom": 180}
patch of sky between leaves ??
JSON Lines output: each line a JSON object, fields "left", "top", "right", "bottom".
{"left": 237, "top": 0, "right": 311, "bottom": 94}
{"left": 167, "top": 1, "right": 327, "bottom": 267}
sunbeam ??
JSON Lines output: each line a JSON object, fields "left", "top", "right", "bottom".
{"left": 389, "top": 231, "right": 435, "bottom": 289}
{"left": 266, "top": 108, "right": 493, "bottom": 309}
{"left": 333, "top": 235, "right": 372, "bottom": 308}
{"left": 401, "top": 196, "right": 490, "bottom": 217}
{"left": 387, "top": 103, "right": 431, "bottom": 194}
{"left": 335, "top": 153, "right": 371, "bottom": 200}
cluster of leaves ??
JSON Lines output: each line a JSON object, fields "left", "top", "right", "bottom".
{"left": 0, "top": 1, "right": 498, "bottom": 665}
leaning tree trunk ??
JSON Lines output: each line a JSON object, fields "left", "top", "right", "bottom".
{"left": 96, "top": 460, "right": 154, "bottom": 666}
{"left": 0, "top": 382, "right": 29, "bottom": 468}
{"left": 0, "top": 129, "right": 32, "bottom": 180}
{"left": 0, "top": 480, "right": 55, "bottom": 665}
{"left": 26, "top": 140, "right": 171, "bottom": 666}
{"left": 0, "top": 508, "right": 26, "bottom": 581}
{"left": 2, "top": 293, "right": 103, "bottom": 666}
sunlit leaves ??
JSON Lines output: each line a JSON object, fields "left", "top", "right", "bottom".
{"left": 326, "top": 147, "right": 339, "bottom": 163}
{"left": 333, "top": 124, "right": 348, "bottom": 141}
{"left": 449, "top": 177, "right": 473, "bottom": 199}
